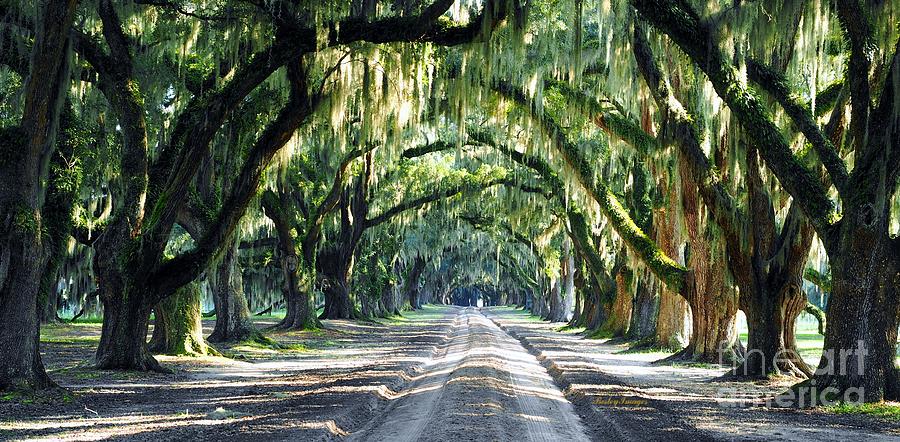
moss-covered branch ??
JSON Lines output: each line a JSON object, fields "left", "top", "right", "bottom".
{"left": 631, "top": 0, "right": 837, "bottom": 241}
{"left": 804, "top": 302, "right": 827, "bottom": 336}
{"left": 151, "top": 67, "right": 321, "bottom": 300}
{"left": 835, "top": 2, "right": 874, "bottom": 156}
{"left": 544, "top": 79, "right": 659, "bottom": 156}
{"left": 493, "top": 80, "right": 687, "bottom": 293}
{"left": 365, "top": 175, "right": 518, "bottom": 229}
{"left": 630, "top": 23, "right": 750, "bottom": 276}
{"left": 302, "top": 143, "right": 378, "bottom": 261}
{"left": 745, "top": 58, "right": 848, "bottom": 193}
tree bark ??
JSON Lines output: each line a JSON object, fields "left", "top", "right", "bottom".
{"left": 208, "top": 239, "right": 259, "bottom": 342}
{"left": 601, "top": 265, "right": 632, "bottom": 338}
{"left": 671, "top": 171, "right": 741, "bottom": 363}
{"left": 558, "top": 239, "right": 576, "bottom": 322}
{"left": 728, "top": 149, "right": 816, "bottom": 378}
{"left": 94, "top": 270, "right": 162, "bottom": 371}
{"left": 650, "top": 184, "right": 688, "bottom": 350}
{"left": 810, "top": 235, "right": 900, "bottom": 402}
{"left": 627, "top": 273, "right": 658, "bottom": 340}
{"left": 654, "top": 288, "right": 690, "bottom": 350}
{"left": 0, "top": 0, "right": 78, "bottom": 392}
{"left": 148, "top": 283, "right": 211, "bottom": 356}
{"left": 545, "top": 277, "right": 562, "bottom": 321}
{"left": 404, "top": 256, "right": 426, "bottom": 310}
{"left": 261, "top": 189, "right": 320, "bottom": 330}
{"left": 319, "top": 153, "right": 372, "bottom": 320}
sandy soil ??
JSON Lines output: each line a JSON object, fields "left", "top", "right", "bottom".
{"left": 350, "top": 307, "right": 589, "bottom": 442}
{"left": 0, "top": 307, "right": 460, "bottom": 441}
{"left": 482, "top": 306, "right": 900, "bottom": 441}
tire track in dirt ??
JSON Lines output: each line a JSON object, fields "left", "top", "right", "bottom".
{"left": 350, "top": 307, "right": 590, "bottom": 442}
{"left": 347, "top": 307, "right": 470, "bottom": 441}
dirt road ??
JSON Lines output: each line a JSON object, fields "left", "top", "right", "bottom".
{"left": 350, "top": 307, "right": 590, "bottom": 442}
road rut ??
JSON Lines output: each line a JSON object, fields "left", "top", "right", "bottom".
{"left": 350, "top": 307, "right": 589, "bottom": 442}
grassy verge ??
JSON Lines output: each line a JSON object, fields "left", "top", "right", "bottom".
{"left": 826, "top": 402, "right": 900, "bottom": 421}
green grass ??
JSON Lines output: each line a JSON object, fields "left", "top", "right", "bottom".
{"left": 617, "top": 345, "right": 677, "bottom": 354}
{"left": 40, "top": 325, "right": 100, "bottom": 345}
{"left": 487, "top": 306, "right": 545, "bottom": 323}
{"left": 827, "top": 402, "right": 900, "bottom": 421}
{"left": 556, "top": 324, "right": 586, "bottom": 333}
{"left": 672, "top": 362, "right": 719, "bottom": 369}
{"left": 69, "top": 315, "right": 104, "bottom": 324}
{"left": 586, "top": 328, "right": 613, "bottom": 339}
{"left": 205, "top": 312, "right": 286, "bottom": 322}
{"left": 376, "top": 304, "right": 451, "bottom": 326}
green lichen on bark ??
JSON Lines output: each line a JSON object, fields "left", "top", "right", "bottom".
{"left": 148, "top": 283, "right": 215, "bottom": 356}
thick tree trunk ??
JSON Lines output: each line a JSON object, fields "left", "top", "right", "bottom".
{"left": 260, "top": 188, "right": 320, "bottom": 330}
{"left": 148, "top": 283, "right": 211, "bottom": 356}
{"left": 0, "top": 0, "right": 79, "bottom": 391}
{"left": 627, "top": 273, "right": 658, "bottom": 340}
{"left": 277, "top": 254, "right": 320, "bottom": 329}
{"left": 645, "top": 173, "right": 689, "bottom": 350}
{"left": 382, "top": 285, "right": 400, "bottom": 316}
{"left": 532, "top": 288, "right": 549, "bottom": 318}
{"left": 672, "top": 269, "right": 742, "bottom": 364}
{"left": 319, "top": 153, "right": 370, "bottom": 320}
{"left": 319, "top": 244, "right": 359, "bottom": 320}
{"left": 404, "top": 256, "right": 426, "bottom": 310}
{"left": 654, "top": 288, "right": 690, "bottom": 350}
{"left": 569, "top": 283, "right": 582, "bottom": 326}
{"left": 798, "top": 232, "right": 900, "bottom": 403}
{"left": 545, "top": 277, "right": 562, "bottom": 321}
{"left": 209, "top": 241, "right": 259, "bottom": 342}
{"left": 601, "top": 266, "right": 633, "bottom": 337}
{"left": 584, "top": 280, "right": 607, "bottom": 331}
{"left": 735, "top": 280, "right": 811, "bottom": 378}
{"left": 95, "top": 280, "right": 162, "bottom": 371}
{"left": 0, "top": 230, "right": 53, "bottom": 389}
{"left": 668, "top": 157, "right": 742, "bottom": 364}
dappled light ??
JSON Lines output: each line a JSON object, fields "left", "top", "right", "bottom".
{"left": 2, "top": 0, "right": 900, "bottom": 440}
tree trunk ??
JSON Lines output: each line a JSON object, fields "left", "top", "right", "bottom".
{"left": 319, "top": 153, "right": 370, "bottom": 320}
{"left": 148, "top": 283, "right": 211, "bottom": 356}
{"left": 95, "top": 279, "right": 162, "bottom": 371}
{"left": 545, "top": 277, "right": 562, "bottom": 321}
{"left": 0, "top": 229, "right": 53, "bottom": 389}
{"left": 0, "top": 0, "right": 79, "bottom": 392}
{"left": 209, "top": 240, "right": 259, "bottom": 342}
{"left": 584, "top": 278, "right": 607, "bottom": 331}
{"left": 645, "top": 171, "right": 689, "bottom": 350}
{"left": 382, "top": 285, "right": 400, "bottom": 316}
{"left": 404, "top": 256, "right": 426, "bottom": 310}
{"left": 627, "top": 273, "right": 658, "bottom": 340}
{"left": 798, "top": 230, "right": 900, "bottom": 403}
{"left": 654, "top": 288, "right": 690, "bottom": 350}
{"left": 669, "top": 157, "right": 742, "bottom": 364}
{"left": 601, "top": 266, "right": 633, "bottom": 337}
{"left": 667, "top": 270, "right": 744, "bottom": 364}
{"left": 735, "top": 280, "right": 811, "bottom": 378}
{"left": 569, "top": 285, "right": 582, "bottom": 327}
{"left": 319, "top": 244, "right": 359, "bottom": 320}
{"left": 557, "top": 239, "right": 576, "bottom": 322}
{"left": 260, "top": 188, "right": 320, "bottom": 330}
